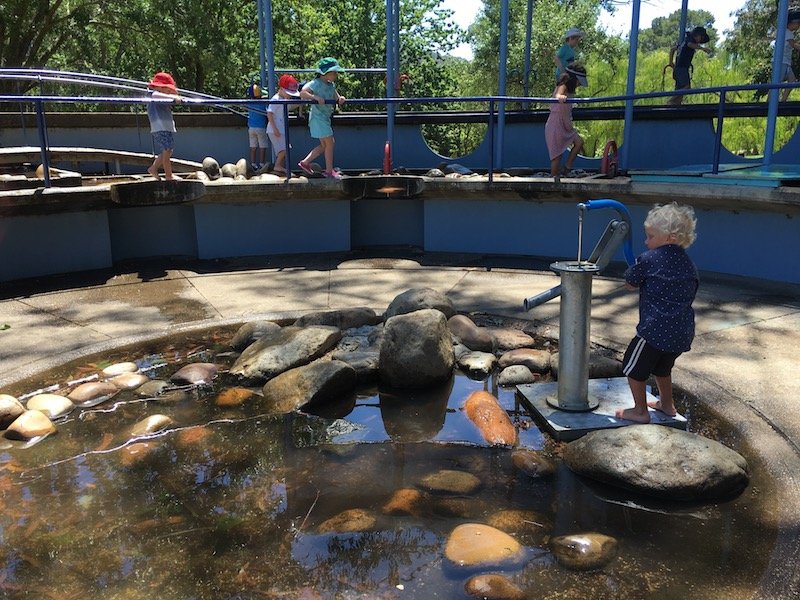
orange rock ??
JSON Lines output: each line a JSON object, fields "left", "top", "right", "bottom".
{"left": 215, "top": 387, "right": 256, "bottom": 407}
{"left": 464, "top": 391, "right": 517, "bottom": 446}
{"left": 382, "top": 488, "right": 427, "bottom": 516}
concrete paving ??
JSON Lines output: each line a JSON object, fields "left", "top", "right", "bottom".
{"left": 1, "top": 251, "right": 800, "bottom": 595}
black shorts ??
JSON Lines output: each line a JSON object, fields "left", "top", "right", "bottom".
{"left": 622, "top": 336, "right": 682, "bottom": 382}
{"left": 673, "top": 66, "right": 691, "bottom": 89}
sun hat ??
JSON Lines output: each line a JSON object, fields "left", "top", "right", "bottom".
{"left": 148, "top": 72, "right": 177, "bottom": 93}
{"left": 564, "top": 28, "right": 584, "bottom": 40}
{"left": 690, "top": 26, "right": 710, "bottom": 44}
{"left": 566, "top": 65, "right": 588, "bottom": 87}
{"left": 316, "top": 57, "right": 346, "bottom": 75}
{"left": 278, "top": 74, "right": 301, "bottom": 96}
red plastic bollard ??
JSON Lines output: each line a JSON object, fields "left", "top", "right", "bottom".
{"left": 384, "top": 141, "right": 392, "bottom": 174}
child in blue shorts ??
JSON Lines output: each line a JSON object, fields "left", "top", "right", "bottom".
{"left": 146, "top": 72, "right": 182, "bottom": 180}
{"left": 616, "top": 203, "right": 699, "bottom": 423}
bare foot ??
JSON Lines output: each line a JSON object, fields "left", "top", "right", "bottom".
{"left": 615, "top": 407, "right": 651, "bottom": 424}
{"left": 147, "top": 167, "right": 160, "bottom": 179}
{"left": 165, "top": 174, "right": 182, "bottom": 181}
{"left": 647, "top": 400, "right": 677, "bottom": 417}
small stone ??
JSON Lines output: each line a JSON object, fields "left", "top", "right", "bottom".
{"left": 202, "top": 156, "right": 221, "bottom": 179}
{"left": 464, "top": 573, "right": 526, "bottom": 600}
{"left": 550, "top": 532, "right": 618, "bottom": 571}
{"left": 0, "top": 394, "right": 25, "bottom": 429}
{"left": 130, "top": 414, "right": 173, "bottom": 437}
{"left": 67, "top": 381, "right": 118, "bottom": 407}
{"left": 171, "top": 363, "right": 218, "bottom": 385}
{"left": 382, "top": 488, "right": 427, "bottom": 516}
{"left": 120, "top": 442, "right": 159, "bottom": 468}
{"left": 486, "top": 509, "right": 552, "bottom": 545}
{"left": 498, "top": 348, "right": 551, "bottom": 373}
{"left": 4, "top": 410, "right": 56, "bottom": 440}
{"left": 497, "top": 365, "right": 538, "bottom": 386}
{"left": 136, "top": 380, "right": 170, "bottom": 397}
{"left": 486, "top": 328, "right": 535, "bottom": 351}
{"left": 102, "top": 362, "right": 139, "bottom": 377}
{"left": 109, "top": 372, "right": 150, "bottom": 390}
{"left": 25, "top": 394, "right": 75, "bottom": 419}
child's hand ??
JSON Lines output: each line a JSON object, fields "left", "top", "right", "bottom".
{"left": 557, "top": 94, "right": 567, "bottom": 103}
{"left": 337, "top": 96, "right": 346, "bottom": 106}
{"left": 315, "top": 95, "right": 325, "bottom": 105}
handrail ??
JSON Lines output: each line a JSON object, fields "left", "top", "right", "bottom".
{"left": 3, "top": 74, "right": 800, "bottom": 187}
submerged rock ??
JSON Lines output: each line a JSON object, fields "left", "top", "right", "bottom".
{"left": 135, "top": 379, "right": 170, "bottom": 397}
{"left": 562, "top": 425, "right": 750, "bottom": 501}
{"left": 464, "top": 573, "right": 526, "bottom": 600}
{"left": 419, "top": 469, "right": 482, "bottom": 495}
{"left": 382, "top": 488, "right": 428, "bottom": 516}
{"left": 215, "top": 387, "right": 257, "bottom": 407}
{"left": 379, "top": 309, "right": 455, "bottom": 389}
{"left": 464, "top": 391, "right": 517, "bottom": 446}
{"left": 109, "top": 372, "right": 150, "bottom": 390}
{"left": 130, "top": 414, "right": 174, "bottom": 437}
{"left": 550, "top": 532, "right": 618, "bottom": 571}
{"left": 444, "top": 523, "right": 524, "bottom": 568}
{"left": 511, "top": 449, "right": 556, "bottom": 478}
{"left": 317, "top": 508, "right": 377, "bottom": 534}
{"left": 486, "top": 508, "right": 552, "bottom": 546}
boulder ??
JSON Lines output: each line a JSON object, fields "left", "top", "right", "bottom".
{"left": 220, "top": 162, "right": 238, "bottom": 178}
{"left": 448, "top": 314, "right": 494, "bottom": 352}
{"left": 230, "top": 325, "right": 342, "bottom": 381}
{"left": 384, "top": 287, "right": 455, "bottom": 319}
{"left": 295, "top": 307, "right": 381, "bottom": 330}
{"left": 464, "top": 391, "right": 517, "bottom": 446}
{"left": 261, "top": 360, "right": 357, "bottom": 413}
{"left": 562, "top": 425, "right": 750, "bottom": 501}
{"left": 379, "top": 309, "right": 455, "bottom": 388}
{"left": 329, "top": 350, "right": 379, "bottom": 382}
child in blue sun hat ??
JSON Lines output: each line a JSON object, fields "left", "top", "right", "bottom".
{"left": 298, "top": 57, "right": 347, "bottom": 179}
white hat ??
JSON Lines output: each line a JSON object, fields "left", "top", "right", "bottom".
{"left": 564, "top": 28, "right": 584, "bottom": 40}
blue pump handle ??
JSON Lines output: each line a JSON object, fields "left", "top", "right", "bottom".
{"left": 582, "top": 199, "right": 636, "bottom": 266}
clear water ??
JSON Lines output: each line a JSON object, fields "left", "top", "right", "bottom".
{"left": 0, "top": 329, "right": 776, "bottom": 599}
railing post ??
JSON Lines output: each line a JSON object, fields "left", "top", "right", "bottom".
{"left": 35, "top": 99, "right": 51, "bottom": 188}
{"left": 488, "top": 99, "right": 495, "bottom": 183}
{"left": 283, "top": 102, "right": 291, "bottom": 181}
{"left": 712, "top": 90, "right": 726, "bottom": 174}
{"left": 620, "top": 0, "right": 642, "bottom": 172}
{"left": 765, "top": 0, "right": 790, "bottom": 165}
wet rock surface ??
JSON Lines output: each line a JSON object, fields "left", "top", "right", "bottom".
{"left": 295, "top": 307, "right": 380, "bottom": 330}
{"left": 464, "top": 391, "right": 517, "bottom": 446}
{"left": 261, "top": 360, "right": 357, "bottom": 413}
{"left": 26, "top": 393, "right": 74, "bottom": 419}
{"left": 563, "top": 425, "right": 750, "bottom": 501}
{"left": 464, "top": 573, "right": 526, "bottom": 600}
{"left": 419, "top": 469, "right": 482, "bottom": 495}
{"left": 550, "top": 532, "right": 618, "bottom": 571}
{"left": 4, "top": 410, "right": 56, "bottom": 440}
{"left": 511, "top": 449, "right": 556, "bottom": 478}
{"left": 444, "top": 523, "right": 525, "bottom": 568}
{"left": 0, "top": 394, "right": 25, "bottom": 428}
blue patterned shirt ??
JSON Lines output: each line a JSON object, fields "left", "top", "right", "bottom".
{"left": 625, "top": 244, "right": 699, "bottom": 352}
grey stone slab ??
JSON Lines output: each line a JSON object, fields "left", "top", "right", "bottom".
{"left": 517, "top": 378, "right": 687, "bottom": 442}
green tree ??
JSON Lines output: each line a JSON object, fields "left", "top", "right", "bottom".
{"left": 638, "top": 9, "right": 718, "bottom": 53}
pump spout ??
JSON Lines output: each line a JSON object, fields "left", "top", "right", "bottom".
{"left": 524, "top": 284, "right": 562, "bottom": 311}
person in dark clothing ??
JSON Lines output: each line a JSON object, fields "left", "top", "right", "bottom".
{"left": 615, "top": 203, "right": 699, "bottom": 424}
{"left": 667, "top": 26, "right": 712, "bottom": 106}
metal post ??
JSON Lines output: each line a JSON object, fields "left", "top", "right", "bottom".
{"left": 257, "top": 0, "right": 267, "bottom": 92}
{"left": 523, "top": 0, "right": 533, "bottom": 99}
{"left": 765, "top": 0, "right": 790, "bottom": 165}
{"left": 488, "top": 99, "right": 495, "bottom": 183}
{"left": 283, "top": 102, "right": 291, "bottom": 181}
{"left": 712, "top": 90, "right": 726, "bottom": 174}
{"left": 35, "top": 99, "right": 51, "bottom": 188}
{"left": 385, "top": 0, "right": 395, "bottom": 156}
{"left": 264, "top": 0, "right": 276, "bottom": 97}
{"left": 620, "top": 0, "right": 642, "bottom": 172}
{"left": 549, "top": 261, "right": 600, "bottom": 411}
{"left": 496, "top": 0, "right": 509, "bottom": 170}
{"left": 678, "top": 0, "right": 689, "bottom": 45}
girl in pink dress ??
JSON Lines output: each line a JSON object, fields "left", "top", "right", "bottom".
{"left": 545, "top": 64, "right": 586, "bottom": 180}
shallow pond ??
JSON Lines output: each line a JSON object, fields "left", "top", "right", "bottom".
{"left": 0, "top": 328, "right": 777, "bottom": 599}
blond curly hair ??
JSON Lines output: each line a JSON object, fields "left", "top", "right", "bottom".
{"left": 644, "top": 202, "right": 697, "bottom": 248}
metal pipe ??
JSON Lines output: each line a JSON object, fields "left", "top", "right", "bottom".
{"left": 712, "top": 90, "right": 726, "bottom": 174}
{"left": 523, "top": 0, "right": 533, "bottom": 100}
{"left": 523, "top": 285, "right": 562, "bottom": 311}
{"left": 35, "top": 99, "right": 51, "bottom": 188}
{"left": 386, "top": 0, "right": 395, "bottom": 154}
{"left": 583, "top": 199, "right": 635, "bottom": 265}
{"left": 551, "top": 261, "right": 599, "bottom": 411}
{"left": 497, "top": 0, "right": 509, "bottom": 170}
{"left": 264, "top": 0, "right": 276, "bottom": 97}
{"left": 577, "top": 203, "right": 585, "bottom": 262}
{"left": 678, "top": 0, "right": 689, "bottom": 46}
{"left": 257, "top": 0, "right": 267, "bottom": 92}
{"left": 488, "top": 99, "right": 495, "bottom": 182}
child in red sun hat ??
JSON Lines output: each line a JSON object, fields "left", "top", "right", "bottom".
{"left": 146, "top": 72, "right": 183, "bottom": 180}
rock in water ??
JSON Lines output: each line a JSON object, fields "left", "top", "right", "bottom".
{"left": 230, "top": 320, "right": 282, "bottom": 351}
{"left": 261, "top": 360, "right": 357, "bottom": 413}
{"left": 550, "top": 532, "right": 618, "bottom": 571}
{"left": 464, "top": 391, "right": 517, "bottom": 446}
{"left": 317, "top": 509, "right": 377, "bottom": 533}
{"left": 4, "top": 410, "right": 56, "bottom": 440}
{"left": 448, "top": 314, "right": 494, "bottom": 352}
{"left": 419, "top": 469, "right": 482, "bottom": 495}
{"left": 444, "top": 523, "right": 524, "bottom": 568}
{"left": 170, "top": 363, "right": 218, "bottom": 385}
{"left": 511, "top": 449, "right": 556, "bottom": 478}
{"left": 562, "top": 424, "right": 750, "bottom": 501}
{"left": 0, "top": 394, "right": 26, "bottom": 428}
{"left": 464, "top": 573, "right": 526, "bottom": 600}
{"left": 129, "top": 414, "right": 174, "bottom": 437}
{"left": 25, "top": 394, "right": 75, "bottom": 419}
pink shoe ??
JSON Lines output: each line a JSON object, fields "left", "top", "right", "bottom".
{"left": 324, "top": 170, "right": 343, "bottom": 180}
{"left": 298, "top": 160, "right": 314, "bottom": 175}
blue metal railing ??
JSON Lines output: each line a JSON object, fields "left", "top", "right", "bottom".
{"left": 3, "top": 76, "right": 800, "bottom": 187}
